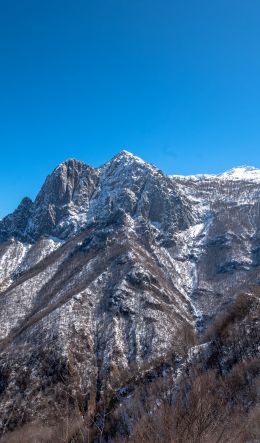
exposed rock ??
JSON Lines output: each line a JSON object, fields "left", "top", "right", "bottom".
{"left": 0, "top": 153, "right": 260, "bottom": 433}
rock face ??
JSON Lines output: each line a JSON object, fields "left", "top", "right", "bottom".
{"left": 173, "top": 166, "right": 260, "bottom": 322}
{"left": 0, "top": 152, "right": 260, "bottom": 432}
{"left": 0, "top": 159, "right": 99, "bottom": 243}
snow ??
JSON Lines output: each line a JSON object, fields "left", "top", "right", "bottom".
{"left": 1, "top": 154, "right": 259, "bottom": 347}
{"left": 171, "top": 166, "right": 260, "bottom": 183}
{"left": 2, "top": 151, "right": 260, "bottom": 433}
{"left": 115, "top": 150, "right": 146, "bottom": 165}
{"left": 0, "top": 241, "right": 32, "bottom": 290}
{"left": 219, "top": 166, "right": 260, "bottom": 182}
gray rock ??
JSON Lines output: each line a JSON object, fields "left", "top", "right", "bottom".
{"left": 0, "top": 154, "right": 260, "bottom": 431}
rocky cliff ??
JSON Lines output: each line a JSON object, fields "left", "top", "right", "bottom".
{"left": 0, "top": 152, "right": 260, "bottom": 434}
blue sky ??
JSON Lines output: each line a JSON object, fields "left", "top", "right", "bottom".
{"left": 0, "top": 0, "right": 260, "bottom": 218}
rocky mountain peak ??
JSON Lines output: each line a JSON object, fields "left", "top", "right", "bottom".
{"left": 0, "top": 152, "right": 260, "bottom": 437}
{"left": 2, "top": 155, "right": 260, "bottom": 245}
{"left": 35, "top": 158, "right": 96, "bottom": 206}
{"left": 0, "top": 196, "right": 33, "bottom": 242}
{"left": 0, "top": 159, "right": 100, "bottom": 242}
{"left": 102, "top": 150, "right": 153, "bottom": 175}
{"left": 19, "top": 196, "right": 34, "bottom": 207}
{"left": 112, "top": 149, "right": 143, "bottom": 161}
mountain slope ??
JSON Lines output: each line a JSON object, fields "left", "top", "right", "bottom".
{"left": 0, "top": 152, "right": 260, "bottom": 435}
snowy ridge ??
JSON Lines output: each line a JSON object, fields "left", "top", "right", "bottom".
{"left": 171, "top": 165, "right": 260, "bottom": 182}
{"left": 1, "top": 152, "right": 260, "bottom": 431}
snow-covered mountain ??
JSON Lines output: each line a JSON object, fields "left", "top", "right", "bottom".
{"left": 0, "top": 151, "right": 260, "bottom": 433}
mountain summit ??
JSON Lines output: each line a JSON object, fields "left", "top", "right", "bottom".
{"left": 0, "top": 152, "right": 260, "bottom": 435}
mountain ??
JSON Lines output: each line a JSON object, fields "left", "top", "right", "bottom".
{"left": 0, "top": 152, "right": 259, "bottom": 439}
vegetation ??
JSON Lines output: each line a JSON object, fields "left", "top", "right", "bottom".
{"left": 1, "top": 292, "right": 259, "bottom": 442}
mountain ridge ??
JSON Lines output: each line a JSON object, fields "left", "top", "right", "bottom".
{"left": 0, "top": 151, "right": 260, "bottom": 436}
{"left": 2, "top": 152, "right": 260, "bottom": 223}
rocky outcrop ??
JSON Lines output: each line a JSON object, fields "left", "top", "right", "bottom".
{"left": 0, "top": 153, "right": 260, "bottom": 433}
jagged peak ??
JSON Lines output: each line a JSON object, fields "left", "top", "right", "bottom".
{"left": 111, "top": 150, "right": 145, "bottom": 163}
{"left": 37, "top": 159, "right": 95, "bottom": 194}
{"left": 101, "top": 150, "right": 159, "bottom": 176}
{"left": 53, "top": 158, "right": 91, "bottom": 174}
{"left": 42, "top": 151, "right": 154, "bottom": 180}
{"left": 116, "top": 149, "right": 133, "bottom": 156}
{"left": 18, "top": 196, "right": 33, "bottom": 207}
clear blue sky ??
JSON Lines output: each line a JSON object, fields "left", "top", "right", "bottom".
{"left": 0, "top": 0, "right": 260, "bottom": 218}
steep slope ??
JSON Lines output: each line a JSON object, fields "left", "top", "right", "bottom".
{"left": 173, "top": 166, "right": 260, "bottom": 323}
{"left": 0, "top": 152, "right": 197, "bottom": 433}
{"left": 108, "top": 291, "right": 260, "bottom": 443}
{"left": 0, "top": 159, "right": 99, "bottom": 243}
{"left": 0, "top": 154, "right": 260, "bottom": 435}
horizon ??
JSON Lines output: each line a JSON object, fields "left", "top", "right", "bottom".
{"left": 0, "top": 3, "right": 259, "bottom": 441}
{"left": 1, "top": 1, "right": 260, "bottom": 218}
{"left": 1, "top": 149, "right": 260, "bottom": 219}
